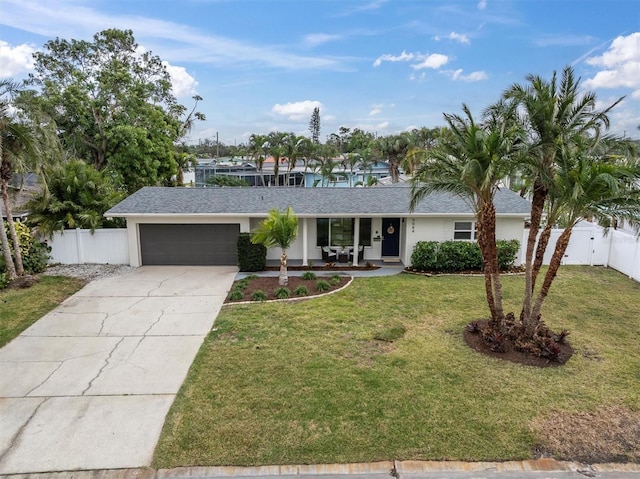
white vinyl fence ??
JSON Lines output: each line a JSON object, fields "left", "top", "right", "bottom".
{"left": 48, "top": 228, "right": 129, "bottom": 265}
{"left": 521, "top": 223, "right": 640, "bottom": 282}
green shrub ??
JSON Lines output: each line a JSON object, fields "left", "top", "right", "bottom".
{"left": 437, "top": 241, "right": 483, "bottom": 272}
{"left": 235, "top": 279, "right": 249, "bottom": 290}
{"left": 245, "top": 274, "right": 259, "bottom": 280}
{"left": 228, "top": 289, "right": 244, "bottom": 301}
{"left": 0, "top": 272, "right": 9, "bottom": 290}
{"left": 496, "top": 239, "right": 520, "bottom": 270}
{"left": 3, "top": 221, "right": 51, "bottom": 274}
{"left": 251, "top": 290, "right": 268, "bottom": 301}
{"left": 237, "top": 233, "right": 266, "bottom": 272}
{"left": 316, "top": 280, "right": 331, "bottom": 292}
{"left": 411, "top": 239, "right": 519, "bottom": 273}
{"left": 330, "top": 274, "right": 342, "bottom": 286}
{"left": 301, "top": 271, "right": 317, "bottom": 280}
{"left": 294, "top": 285, "right": 308, "bottom": 296}
{"left": 411, "top": 241, "right": 439, "bottom": 271}
{"left": 274, "top": 287, "right": 291, "bottom": 299}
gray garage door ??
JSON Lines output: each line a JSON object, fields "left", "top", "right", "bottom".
{"left": 139, "top": 224, "right": 240, "bottom": 265}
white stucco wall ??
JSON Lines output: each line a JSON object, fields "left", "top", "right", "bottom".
{"left": 403, "top": 216, "right": 526, "bottom": 266}
{"left": 125, "top": 214, "right": 525, "bottom": 267}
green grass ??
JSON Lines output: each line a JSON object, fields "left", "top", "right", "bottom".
{"left": 0, "top": 275, "right": 86, "bottom": 347}
{"left": 153, "top": 266, "right": 640, "bottom": 467}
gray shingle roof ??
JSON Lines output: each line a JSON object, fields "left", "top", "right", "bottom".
{"left": 106, "top": 186, "right": 531, "bottom": 217}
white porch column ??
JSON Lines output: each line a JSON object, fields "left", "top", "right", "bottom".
{"left": 353, "top": 218, "right": 360, "bottom": 266}
{"left": 302, "top": 218, "right": 308, "bottom": 266}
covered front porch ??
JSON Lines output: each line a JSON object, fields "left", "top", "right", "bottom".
{"left": 255, "top": 216, "right": 405, "bottom": 267}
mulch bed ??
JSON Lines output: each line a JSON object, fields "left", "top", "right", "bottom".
{"left": 463, "top": 319, "right": 574, "bottom": 368}
{"left": 225, "top": 275, "right": 351, "bottom": 303}
{"left": 405, "top": 266, "right": 526, "bottom": 275}
{"left": 265, "top": 264, "right": 379, "bottom": 271}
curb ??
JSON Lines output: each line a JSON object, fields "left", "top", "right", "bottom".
{"left": 5, "top": 460, "right": 640, "bottom": 478}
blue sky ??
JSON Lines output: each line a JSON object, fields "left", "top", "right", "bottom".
{"left": 1, "top": 0, "right": 639, "bottom": 145}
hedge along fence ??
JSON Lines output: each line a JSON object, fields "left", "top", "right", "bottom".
{"left": 410, "top": 239, "right": 520, "bottom": 273}
{"left": 237, "top": 232, "right": 267, "bottom": 272}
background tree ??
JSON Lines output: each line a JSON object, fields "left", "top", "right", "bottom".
{"left": 26, "top": 159, "right": 125, "bottom": 236}
{"left": 248, "top": 133, "right": 269, "bottom": 186}
{"left": 23, "top": 28, "right": 202, "bottom": 192}
{"left": 251, "top": 207, "right": 298, "bottom": 286}
{"left": 266, "top": 131, "right": 287, "bottom": 187}
{"left": 309, "top": 107, "right": 320, "bottom": 144}
{"left": 375, "top": 133, "right": 411, "bottom": 182}
{"left": 0, "top": 79, "right": 59, "bottom": 279}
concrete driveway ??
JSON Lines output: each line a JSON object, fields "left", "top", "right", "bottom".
{"left": 0, "top": 266, "right": 237, "bottom": 474}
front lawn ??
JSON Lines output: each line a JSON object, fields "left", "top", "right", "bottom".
{"left": 153, "top": 266, "right": 640, "bottom": 467}
{"left": 0, "top": 275, "right": 86, "bottom": 348}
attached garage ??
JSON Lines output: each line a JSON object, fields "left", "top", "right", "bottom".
{"left": 139, "top": 223, "right": 240, "bottom": 265}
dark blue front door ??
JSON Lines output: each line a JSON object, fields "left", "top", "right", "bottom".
{"left": 381, "top": 218, "right": 400, "bottom": 257}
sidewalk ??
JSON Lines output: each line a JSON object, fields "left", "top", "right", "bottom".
{"left": 6, "top": 459, "right": 639, "bottom": 478}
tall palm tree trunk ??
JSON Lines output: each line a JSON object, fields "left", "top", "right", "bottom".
{"left": 0, "top": 216, "right": 16, "bottom": 280}
{"left": 531, "top": 228, "right": 572, "bottom": 321}
{"left": 477, "top": 202, "right": 505, "bottom": 330}
{"left": 0, "top": 178, "right": 24, "bottom": 275}
{"left": 531, "top": 223, "right": 553, "bottom": 291}
{"left": 521, "top": 180, "right": 547, "bottom": 323}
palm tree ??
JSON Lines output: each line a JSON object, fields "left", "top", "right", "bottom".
{"left": 251, "top": 207, "right": 299, "bottom": 286}
{"left": 375, "top": 133, "right": 411, "bottom": 183}
{"left": 282, "top": 133, "right": 305, "bottom": 186}
{"left": 267, "top": 131, "right": 287, "bottom": 187}
{"left": 248, "top": 133, "right": 269, "bottom": 186}
{"left": 0, "top": 79, "right": 41, "bottom": 279}
{"left": 530, "top": 136, "right": 640, "bottom": 320}
{"left": 342, "top": 152, "right": 360, "bottom": 187}
{"left": 503, "top": 66, "right": 622, "bottom": 329}
{"left": 411, "top": 103, "right": 522, "bottom": 330}
{"left": 318, "top": 158, "right": 339, "bottom": 187}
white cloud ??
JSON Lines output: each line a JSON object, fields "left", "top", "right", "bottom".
{"left": 435, "top": 32, "right": 470, "bottom": 45}
{"left": 583, "top": 32, "right": 640, "bottom": 97}
{"left": 447, "top": 69, "right": 488, "bottom": 82}
{"left": 272, "top": 100, "right": 324, "bottom": 121}
{"left": 411, "top": 53, "right": 449, "bottom": 70}
{"left": 162, "top": 62, "right": 198, "bottom": 97}
{"left": 374, "top": 51, "right": 449, "bottom": 70}
{"left": 373, "top": 50, "right": 414, "bottom": 67}
{"left": 369, "top": 108, "right": 382, "bottom": 116}
{"left": 0, "top": 41, "right": 35, "bottom": 77}
{"left": 478, "top": 0, "right": 487, "bottom": 10}
{"left": 409, "top": 72, "right": 427, "bottom": 82}
{"left": 304, "top": 33, "right": 342, "bottom": 47}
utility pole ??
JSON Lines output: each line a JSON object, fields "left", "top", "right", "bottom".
{"left": 216, "top": 131, "right": 219, "bottom": 158}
